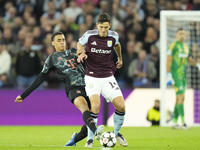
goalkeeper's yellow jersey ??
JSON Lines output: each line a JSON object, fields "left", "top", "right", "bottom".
{"left": 167, "top": 41, "right": 190, "bottom": 79}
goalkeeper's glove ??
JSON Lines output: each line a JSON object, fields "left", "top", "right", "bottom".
{"left": 196, "top": 63, "right": 200, "bottom": 71}
{"left": 166, "top": 72, "right": 174, "bottom": 85}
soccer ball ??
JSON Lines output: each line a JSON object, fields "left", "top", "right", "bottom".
{"left": 100, "top": 131, "right": 117, "bottom": 147}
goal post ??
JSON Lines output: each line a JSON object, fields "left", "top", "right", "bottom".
{"left": 160, "top": 11, "right": 200, "bottom": 127}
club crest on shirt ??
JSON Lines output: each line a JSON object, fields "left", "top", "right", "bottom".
{"left": 107, "top": 40, "right": 112, "bottom": 47}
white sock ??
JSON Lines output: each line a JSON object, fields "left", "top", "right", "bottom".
{"left": 113, "top": 110, "right": 125, "bottom": 135}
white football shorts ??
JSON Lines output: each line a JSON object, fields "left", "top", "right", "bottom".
{"left": 85, "top": 75, "right": 123, "bottom": 102}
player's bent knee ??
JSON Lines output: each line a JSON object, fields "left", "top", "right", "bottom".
{"left": 116, "top": 105, "right": 125, "bottom": 113}
{"left": 91, "top": 104, "right": 100, "bottom": 113}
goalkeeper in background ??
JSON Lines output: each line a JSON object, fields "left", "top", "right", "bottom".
{"left": 166, "top": 28, "right": 200, "bottom": 129}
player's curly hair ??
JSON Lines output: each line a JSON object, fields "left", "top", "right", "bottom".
{"left": 97, "top": 13, "right": 111, "bottom": 24}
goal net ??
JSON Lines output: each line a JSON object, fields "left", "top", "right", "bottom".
{"left": 160, "top": 11, "right": 200, "bottom": 126}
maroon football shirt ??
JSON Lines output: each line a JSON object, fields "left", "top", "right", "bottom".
{"left": 79, "top": 29, "right": 119, "bottom": 78}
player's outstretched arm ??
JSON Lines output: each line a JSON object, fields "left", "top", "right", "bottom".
{"left": 14, "top": 73, "right": 47, "bottom": 102}
{"left": 166, "top": 55, "right": 173, "bottom": 73}
{"left": 166, "top": 55, "right": 174, "bottom": 85}
{"left": 77, "top": 42, "right": 86, "bottom": 56}
{"left": 114, "top": 42, "right": 123, "bottom": 69}
{"left": 188, "top": 56, "right": 200, "bottom": 71}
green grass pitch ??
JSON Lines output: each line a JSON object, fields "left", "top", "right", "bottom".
{"left": 0, "top": 126, "right": 200, "bottom": 150}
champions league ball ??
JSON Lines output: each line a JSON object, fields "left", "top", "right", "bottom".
{"left": 100, "top": 131, "right": 117, "bottom": 147}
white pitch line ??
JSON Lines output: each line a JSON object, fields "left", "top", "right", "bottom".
{"left": 0, "top": 144, "right": 111, "bottom": 149}
{"left": 0, "top": 144, "right": 61, "bottom": 147}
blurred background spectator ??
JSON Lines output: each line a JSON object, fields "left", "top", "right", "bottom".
{"left": 0, "top": 0, "right": 198, "bottom": 90}
{"left": 128, "top": 50, "right": 157, "bottom": 88}
{"left": 117, "top": 41, "right": 138, "bottom": 89}
{"left": 147, "top": 99, "right": 160, "bottom": 126}
{"left": 13, "top": 37, "right": 42, "bottom": 89}
{"left": 147, "top": 45, "right": 159, "bottom": 87}
{"left": 0, "top": 42, "right": 12, "bottom": 88}
{"left": 42, "top": 0, "right": 61, "bottom": 27}
{"left": 63, "top": 0, "right": 82, "bottom": 21}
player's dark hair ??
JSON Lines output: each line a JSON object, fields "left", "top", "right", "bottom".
{"left": 97, "top": 13, "right": 111, "bottom": 24}
{"left": 177, "top": 28, "right": 184, "bottom": 33}
{"left": 51, "top": 31, "right": 64, "bottom": 41}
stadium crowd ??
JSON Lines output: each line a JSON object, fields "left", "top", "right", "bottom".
{"left": 0, "top": 0, "right": 199, "bottom": 89}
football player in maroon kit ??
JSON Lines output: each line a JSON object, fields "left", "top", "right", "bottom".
{"left": 66, "top": 13, "right": 128, "bottom": 147}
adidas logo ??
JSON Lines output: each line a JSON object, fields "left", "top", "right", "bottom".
{"left": 91, "top": 41, "right": 97, "bottom": 45}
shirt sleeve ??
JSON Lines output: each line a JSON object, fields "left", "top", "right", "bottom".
{"left": 21, "top": 55, "right": 55, "bottom": 99}
{"left": 42, "top": 55, "right": 54, "bottom": 74}
{"left": 167, "top": 42, "right": 176, "bottom": 56}
{"left": 79, "top": 31, "right": 90, "bottom": 46}
{"left": 167, "top": 49, "right": 172, "bottom": 56}
{"left": 107, "top": 30, "right": 119, "bottom": 45}
{"left": 20, "top": 72, "right": 47, "bottom": 99}
{"left": 113, "top": 31, "right": 119, "bottom": 45}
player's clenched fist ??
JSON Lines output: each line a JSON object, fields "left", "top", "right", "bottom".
{"left": 116, "top": 59, "right": 123, "bottom": 69}
{"left": 77, "top": 53, "right": 88, "bottom": 63}
{"left": 15, "top": 95, "right": 23, "bottom": 103}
